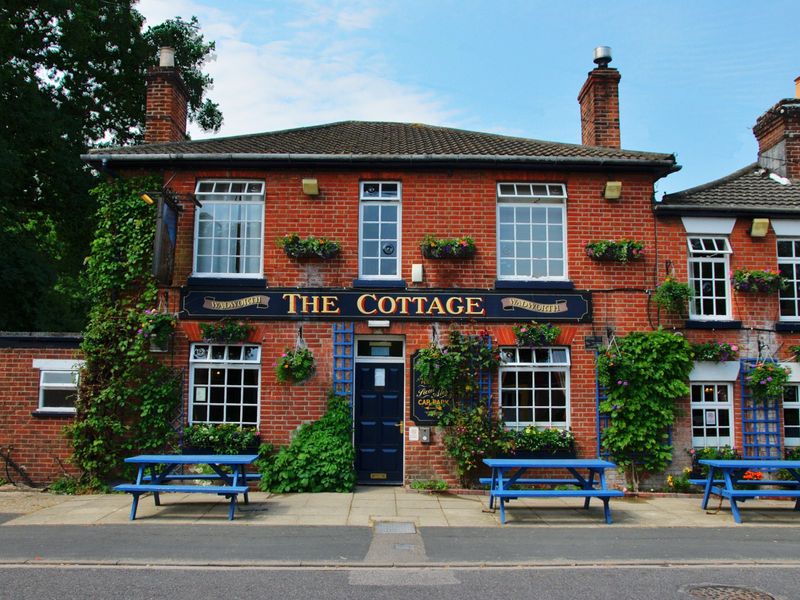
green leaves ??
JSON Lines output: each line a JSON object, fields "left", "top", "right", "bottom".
{"left": 596, "top": 329, "right": 693, "bottom": 490}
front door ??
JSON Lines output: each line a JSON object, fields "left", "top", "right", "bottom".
{"left": 354, "top": 362, "right": 404, "bottom": 484}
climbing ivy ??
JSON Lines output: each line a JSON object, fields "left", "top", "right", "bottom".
{"left": 67, "top": 177, "right": 181, "bottom": 488}
{"left": 596, "top": 329, "right": 693, "bottom": 492}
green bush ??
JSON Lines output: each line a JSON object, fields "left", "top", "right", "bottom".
{"left": 259, "top": 394, "right": 355, "bottom": 493}
{"left": 183, "top": 424, "right": 259, "bottom": 454}
{"left": 410, "top": 479, "right": 448, "bottom": 491}
{"left": 49, "top": 475, "right": 100, "bottom": 495}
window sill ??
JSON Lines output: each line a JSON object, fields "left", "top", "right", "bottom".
{"left": 684, "top": 320, "right": 742, "bottom": 330}
{"left": 494, "top": 280, "right": 575, "bottom": 291}
{"left": 186, "top": 277, "right": 268, "bottom": 289}
{"left": 776, "top": 322, "right": 800, "bottom": 332}
{"left": 352, "top": 279, "right": 407, "bottom": 289}
{"left": 31, "top": 410, "right": 76, "bottom": 418}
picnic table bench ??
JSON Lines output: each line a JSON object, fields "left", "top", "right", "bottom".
{"left": 482, "top": 458, "right": 624, "bottom": 524}
{"left": 114, "top": 454, "right": 259, "bottom": 521}
{"left": 697, "top": 459, "right": 800, "bottom": 524}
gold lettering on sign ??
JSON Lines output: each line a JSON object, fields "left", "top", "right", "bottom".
{"left": 500, "top": 297, "right": 568, "bottom": 313}
{"left": 203, "top": 295, "right": 270, "bottom": 310}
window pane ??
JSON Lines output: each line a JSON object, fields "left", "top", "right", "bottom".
{"left": 42, "top": 389, "right": 76, "bottom": 408}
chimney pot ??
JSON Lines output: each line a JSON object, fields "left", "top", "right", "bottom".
{"left": 593, "top": 46, "right": 612, "bottom": 69}
{"left": 159, "top": 47, "right": 176, "bottom": 68}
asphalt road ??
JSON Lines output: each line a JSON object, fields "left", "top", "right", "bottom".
{"left": 0, "top": 565, "right": 797, "bottom": 600}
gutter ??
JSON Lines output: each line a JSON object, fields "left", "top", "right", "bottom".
{"left": 654, "top": 204, "right": 800, "bottom": 218}
{"left": 81, "top": 151, "right": 679, "bottom": 174}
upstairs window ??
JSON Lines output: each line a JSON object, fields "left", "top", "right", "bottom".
{"left": 497, "top": 183, "right": 567, "bottom": 280}
{"left": 687, "top": 236, "right": 731, "bottom": 319}
{"left": 194, "top": 180, "right": 265, "bottom": 277}
{"left": 784, "top": 385, "right": 800, "bottom": 447}
{"left": 359, "top": 182, "right": 401, "bottom": 279}
{"left": 778, "top": 239, "right": 800, "bottom": 320}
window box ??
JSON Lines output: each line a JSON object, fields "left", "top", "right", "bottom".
{"left": 496, "top": 449, "right": 577, "bottom": 460}
{"left": 278, "top": 234, "right": 341, "bottom": 260}
{"left": 199, "top": 319, "right": 253, "bottom": 344}
{"left": 731, "top": 269, "right": 787, "bottom": 293}
{"left": 420, "top": 235, "right": 476, "bottom": 259}
{"left": 585, "top": 239, "right": 644, "bottom": 262}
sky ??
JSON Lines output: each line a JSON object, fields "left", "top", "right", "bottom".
{"left": 137, "top": 0, "right": 800, "bottom": 196}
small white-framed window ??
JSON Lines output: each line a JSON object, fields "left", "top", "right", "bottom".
{"left": 499, "top": 347, "right": 570, "bottom": 430}
{"left": 193, "top": 180, "right": 265, "bottom": 277}
{"left": 359, "top": 181, "right": 401, "bottom": 279}
{"left": 497, "top": 183, "right": 567, "bottom": 280}
{"left": 778, "top": 238, "right": 800, "bottom": 321}
{"left": 32, "top": 359, "right": 83, "bottom": 413}
{"left": 690, "top": 382, "right": 733, "bottom": 447}
{"left": 189, "top": 344, "right": 260, "bottom": 426}
{"left": 783, "top": 384, "right": 800, "bottom": 447}
{"left": 687, "top": 236, "right": 732, "bottom": 320}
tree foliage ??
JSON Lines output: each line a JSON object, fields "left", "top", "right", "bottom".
{"left": 596, "top": 329, "right": 693, "bottom": 491}
{"left": 68, "top": 177, "right": 181, "bottom": 488}
{"left": 0, "top": 2, "right": 221, "bottom": 330}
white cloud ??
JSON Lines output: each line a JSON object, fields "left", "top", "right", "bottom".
{"left": 136, "top": 0, "right": 455, "bottom": 139}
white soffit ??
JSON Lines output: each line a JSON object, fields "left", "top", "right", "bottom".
{"left": 32, "top": 359, "right": 85, "bottom": 371}
{"left": 689, "top": 361, "right": 740, "bottom": 382}
{"left": 681, "top": 217, "right": 736, "bottom": 235}
{"left": 771, "top": 220, "right": 800, "bottom": 236}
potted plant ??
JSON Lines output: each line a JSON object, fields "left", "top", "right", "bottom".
{"left": 653, "top": 276, "right": 692, "bottom": 315}
{"left": 731, "top": 268, "right": 787, "bottom": 293}
{"left": 584, "top": 239, "right": 644, "bottom": 262}
{"left": 276, "top": 347, "right": 316, "bottom": 384}
{"left": 420, "top": 235, "right": 476, "bottom": 259}
{"left": 503, "top": 427, "right": 577, "bottom": 459}
{"left": 688, "top": 446, "right": 740, "bottom": 478}
{"left": 182, "top": 423, "right": 260, "bottom": 454}
{"left": 745, "top": 361, "right": 790, "bottom": 403}
{"left": 691, "top": 342, "right": 739, "bottom": 362}
{"left": 278, "top": 233, "right": 341, "bottom": 259}
{"left": 200, "top": 319, "right": 253, "bottom": 344}
{"left": 138, "top": 309, "right": 176, "bottom": 352}
{"left": 512, "top": 321, "right": 561, "bottom": 346}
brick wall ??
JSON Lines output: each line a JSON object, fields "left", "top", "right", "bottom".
{"left": 0, "top": 339, "right": 82, "bottom": 486}
{"left": 144, "top": 67, "right": 188, "bottom": 144}
{"left": 577, "top": 67, "right": 622, "bottom": 148}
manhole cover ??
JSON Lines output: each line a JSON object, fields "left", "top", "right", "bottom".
{"left": 685, "top": 585, "right": 774, "bottom": 600}
{"left": 374, "top": 521, "right": 416, "bottom": 534}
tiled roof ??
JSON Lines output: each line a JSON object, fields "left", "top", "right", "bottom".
{"left": 84, "top": 121, "right": 675, "bottom": 168}
{"left": 657, "top": 164, "right": 800, "bottom": 214}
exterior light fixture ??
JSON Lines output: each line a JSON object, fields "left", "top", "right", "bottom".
{"left": 140, "top": 193, "right": 155, "bottom": 205}
{"left": 411, "top": 263, "right": 424, "bottom": 283}
{"left": 302, "top": 178, "right": 320, "bottom": 196}
{"left": 368, "top": 320, "right": 390, "bottom": 328}
{"left": 750, "top": 218, "right": 769, "bottom": 238}
{"left": 603, "top": 181, "right": 622, "bottom": 200}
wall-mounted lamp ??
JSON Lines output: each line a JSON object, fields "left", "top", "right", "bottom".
{"left": 603, "top": 181, "right": 622, "bottom": 201}
{"left": 302, "top": 178, "right": 320, "bottom": 196}
{"left": 140, "top": 193, "right": 155, "bottom": 205}
{"left": 750, "top": 218, "right": 770, "bottom": 238}
{"left": 411, "top": 263, "right": 424, "bottom": 283}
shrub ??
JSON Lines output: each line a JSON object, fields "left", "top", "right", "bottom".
{"left": 512, "top": 321, "right": 560, "bottom": 346}
{"left": 259, "top": 394, "right": 356, "bottom": 493}
{"left": 49, "top": 475, "right": 98, "bottom": 495}
{"left": 506, "top": 426, "right": 576, "bottom": 454}
{"left": 691, "top": 342, "right": 739, "bottom": 362}
{"left": 666, "top": 468, "right": 695, "bottom": 493}
{"left": 183, "top": 424, "right": 259, "bottom": 454}
{"left": 275, "top": 347, "right": 316, "bottom": 384}
{"left": 438, "top": 403, "right": 507, "bottom": 486}
{"left": 584, "top": 239, "right": 644, "bottom": 262}
{"left": 420, "top": 235, "right": 476, "bottom": 259}
{"left": 688, "top": 446, "right": 740, "bottom": 477}
{"left": 410, "top": 479, "right": 448, "bottom": 491}
{"left": 278, "top": 234, "right": 340, "bottom": 259}
{"left": 653, "top": 277, "right": 692, "bottom": 315}
{"left": 200, "top": 319, "right": 252, "bottom": 344}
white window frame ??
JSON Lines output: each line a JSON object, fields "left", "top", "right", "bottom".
{"left": 690, "top": 382, "right": 733, "bottom": 448}
{"left": 359, "top": 181, "right": 402, "bottom": 280}
{"left": 32, "top": 359, "right": 83, "bottom": 413}
{"left": 498, "top": 347, "right": 570, "bottom": 430}
{"left": 778, "top": 238, "right": 800, "bottom": 321}
{"left": 189, "top": 344, "right": 261, "bottom": 426}
{"left": 783, "top": 384, "right": 800, "bottom": 447}
{"left": 496, "top": 182, "right": 567, "bottom": 281}
{"left": 192, "top": 179, "right": 265, "bottom": 278}
{"left": 687, "top": 236, "right": 732, "bottom": 320}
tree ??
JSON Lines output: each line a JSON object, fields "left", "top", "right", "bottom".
{"left": 0, "top": 2, "right": 222, "bottom": 331}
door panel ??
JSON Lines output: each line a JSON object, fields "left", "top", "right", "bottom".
{"left": 355, "top": 362, "right": 404, "bottom": 484}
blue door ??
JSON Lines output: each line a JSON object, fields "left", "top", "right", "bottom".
{"left": 354, "top": 362, "right": 404, "bottom": 484}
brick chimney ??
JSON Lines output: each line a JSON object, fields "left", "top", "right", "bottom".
{"left": 753, "top": 77, "right": 800, "bottom": 180}
{"left": 144, "top": 47, "right": 189, "bottom": 144}
{"left": 577, "top": 46, "right": 621, "bottom": 148}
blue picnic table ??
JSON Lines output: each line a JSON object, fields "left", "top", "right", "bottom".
{"left": 114, "top": 454, "right": 259, "bottom": 521}
{"left": 698, "top": 459, "right": 800, "bottom": 524}
{"left": 482, "top": 458, "right": 624, "bottom": 524}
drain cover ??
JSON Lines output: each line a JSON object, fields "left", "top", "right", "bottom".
{"left": 374, "top": 521, "right": 416, "bottom": 534}
{"left": 686, "top": 585, "right": 774, "bottom": 600}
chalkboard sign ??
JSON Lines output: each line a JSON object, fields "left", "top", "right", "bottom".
{"left": 410, "top": 351, "right": 450, "bottom": 425}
